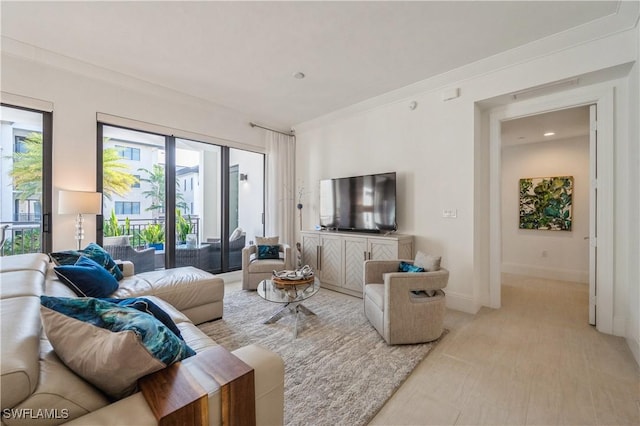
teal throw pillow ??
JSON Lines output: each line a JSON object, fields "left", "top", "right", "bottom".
{"left": 40, "top": 296, "right": 195, "bottom": 400}
{"left": 54, "top": 256, "right": 119, "bottom": 298}
{"left": 101, "top": 297, "right": 184, "bottom": 340}
{"left": 399, "top": 261, "right": 425, "bottom": 273}
{"left": 257, "top": 244, "right": 280, "bottom": 260}
{"left": 50, "top": 242, "right": 123, "bottom": 281}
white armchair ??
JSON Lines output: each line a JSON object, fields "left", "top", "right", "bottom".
{"left": 242, "top": 243, "right": 292, "bottom": 290}
{"left": 363, "top": 259, "right": 449, "bottom": 344}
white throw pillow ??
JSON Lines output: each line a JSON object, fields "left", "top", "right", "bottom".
{"left": 255, "top": 236, "right": 279, "bottom": 245}
{"left": 229, "top": 227, "right": 243, "bottom": 241}
{"left": 414, "top": 250, "right": 442, "bottom": 272}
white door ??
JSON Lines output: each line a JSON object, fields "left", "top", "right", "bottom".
{"left": 588, "top": 104, "right": 597, "bottom": 325}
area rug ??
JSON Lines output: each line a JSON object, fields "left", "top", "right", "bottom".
{"left": 198, "top": 286, "right": 442, "bottom": 426}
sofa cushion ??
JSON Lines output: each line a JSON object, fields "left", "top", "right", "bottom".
{"left": 248, "top": 258, "right": 286, "bottom": 274}
{"left": 0, "top": 270, "right": 44, "bottom": 299}
{"left": 54, "top": 256, "right": 119, "bottom": 298}
{"left": 111, "top": 267, "right": 224, "bottom": 318}
{"left": 50, "top": 243, "right": 123, "bottom": 281}
{"left": 10, "top": 338, "right": 110, "bottom": 425}
{"left": 1, "top": 297, "right": 42, "bottom": 409}
{"left": 0, "top": 253, "right": 49, "bottom": 275}
{"left": 40, "top": 296, "right": 195, "bottom": 400}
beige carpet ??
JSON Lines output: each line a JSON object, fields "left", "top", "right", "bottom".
{"left": 198, "top": 286, "right": 441, "bottom": 426}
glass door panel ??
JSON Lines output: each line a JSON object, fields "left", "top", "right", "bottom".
{"left": 101, "top": 125, "right": 165, "bottom": 273}
{"left": 175, "top": 138, "right": 222, "bottom": 272}
{"left": 0, "top": 105, "right": 49, "bottom": 255}
{"left": 229, "top": 148, "right": 264, "bottom": 270}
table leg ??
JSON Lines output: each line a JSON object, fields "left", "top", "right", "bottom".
{"left": 263, "top": 303, "right": 291, "bottom": 324}
{"left": 297, "top": 303, "right": 316, "bottom": 316}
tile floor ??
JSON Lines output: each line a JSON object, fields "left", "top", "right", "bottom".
{"left": 369, "top": 274, "right": 640, "bottom": 425}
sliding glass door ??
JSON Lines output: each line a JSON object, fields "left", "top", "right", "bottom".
{"left": 0, "top": 104, "right": 52, "bottom": 256}
{"left": 97, "top": 122, "right": 262, "bottom": 273}
{"left": 174, "top": 138, "right": 222, "bottom": 272}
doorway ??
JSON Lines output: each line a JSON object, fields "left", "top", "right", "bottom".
{"left": 488, "top": 86, "right": 615, "bottom": 334}
{"left": 499, "top": 106, "right": 591, "bottom": 323}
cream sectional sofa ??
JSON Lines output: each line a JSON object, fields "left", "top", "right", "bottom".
{"left": 0, "top": 253, "right": 284, "bottom": 425}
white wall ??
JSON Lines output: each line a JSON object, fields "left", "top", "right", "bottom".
{"left": 626, "top": 27, "right": 640, "bottom": 364}
{"left": 295, "top": 18, "right": 638, "bottom": 331}
{"left": 501, "top": 137, "right": 589, "bottom": 283}
{"left": 1, "top": 46, "right": 265, "bottom": 251}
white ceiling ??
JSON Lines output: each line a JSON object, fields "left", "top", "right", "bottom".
{"left": 0, "top": 1, "right": 623, "bottom": 129}
{"left": 501, "top": 106, "right": 591, "bottom": 147}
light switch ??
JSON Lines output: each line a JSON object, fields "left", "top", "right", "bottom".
{"left": 442, "top": 209, "right": 458, "bottom": 218}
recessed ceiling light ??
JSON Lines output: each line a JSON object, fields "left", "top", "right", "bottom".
{"left": 544, "top": 132, "right": 555, "bottom": 137}
{"left": 293, "top": 72, "right": 305, "bottom": 79}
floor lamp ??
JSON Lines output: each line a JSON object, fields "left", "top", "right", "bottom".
{"left": 58, "top": 190, "right": 102, "bottom": 250}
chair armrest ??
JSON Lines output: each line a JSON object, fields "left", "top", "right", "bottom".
{"left": 242, "top": 245, "right": 257, "bottom": 265}
{"left": 116, "top": 260, "right": 135, "bottom": 277}
{"left": 279, "top": 244, "right": 293, "bottom": 270}
{"left": 384, "top": 269, "right": 449, "bottom": 297}
{"left": 364, "top": 260, "right": 401, "bottom": 284}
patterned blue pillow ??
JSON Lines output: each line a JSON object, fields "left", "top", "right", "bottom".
{"left": 50, "top": 242, "right": 123, "bottom": 281}
{"left": 257, "top": 244, "right": 280, "bottom": 260}
{"left": 54, "top": 256, "right": 119, "bottom": 298}
{"left": 399, "top": 261, "right": 425, "bottom": 273}
{"left": 40, "top": 296, "right": 195, "bottom": 399}
{"left": 101, "top": 297, "right": 184, "bottom": 340}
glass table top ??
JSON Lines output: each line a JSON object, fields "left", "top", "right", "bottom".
{"left": 258, "top": 277, "right": 320, "bottom": 304}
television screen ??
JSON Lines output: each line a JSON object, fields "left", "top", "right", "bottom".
{"left": 319, "top": 172, "right": 397, "bottom": 232}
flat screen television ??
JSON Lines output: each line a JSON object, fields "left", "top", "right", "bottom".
{"left": 319, "top": 172, "right": 397, "bottom": 233}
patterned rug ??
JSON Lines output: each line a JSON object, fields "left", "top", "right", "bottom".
{"left": 198, "top": 285, "right": 442, "bottom": 426}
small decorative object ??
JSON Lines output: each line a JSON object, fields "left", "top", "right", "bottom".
{"left": 272, "top": 265, "right": 314, "bottom": 286}
{"left": 186, "top": 233, "right": 197, "bottom": 248}
{"left": 297, "top": 186, "right": 304, "bottom": 230}
{"left": 519, "top": 176, "right": 573, "bottom": 231}
{"left": 295, "top": 242, "right": 302, "bottom": 268}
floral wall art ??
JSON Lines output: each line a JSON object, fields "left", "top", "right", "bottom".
{"left": 519, "top": 176, "right": 573, "bottom": 231}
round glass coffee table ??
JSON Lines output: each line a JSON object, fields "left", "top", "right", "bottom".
{"left": 257, "top": 277, "right": 320, "bottom": 338}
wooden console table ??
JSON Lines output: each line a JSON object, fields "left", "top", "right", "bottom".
{"left": 140, "top": 346, "right": 256, "bottom": 426}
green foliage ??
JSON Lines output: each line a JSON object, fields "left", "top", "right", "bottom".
{"left": 102, "top": 145, "right": 138, "bottom": 200}
{"left": 138, "top": 165, "right": 188, "bottom": 214}
{"left": 9, "top": 133, "right": 43, "bottom": 201}
{"left": 140, "top": 223, "right": 164, "bottom": 244}
{"left": 176, "top": 209, "right": 193, "bottom": 243}
{"left": 519, "top": 176, "right": 573, "bottom": 231}
{"left": 103, "top": 209, "right": 122, "bottom": 237}
{"left": 2, "top": 229, "right": 41, "bottom": 255}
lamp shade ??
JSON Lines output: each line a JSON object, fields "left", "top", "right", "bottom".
{"left": 58, "top": 190, "right": 102, "bottom": 214}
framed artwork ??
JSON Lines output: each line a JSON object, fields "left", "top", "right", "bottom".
{"left": 519, "top": 176, "right": 573, "bottom": 231}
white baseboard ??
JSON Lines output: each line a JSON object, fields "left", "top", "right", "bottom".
{"left": 445, "top": 291, "right": 480, "bottom": 314}
{"left": 502, "top": 263, "right": 588, "bottom": 283}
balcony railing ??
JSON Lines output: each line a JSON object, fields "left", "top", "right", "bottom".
{"left": 0, "top": 222, "right": 41, "bottom": 256}
{"left": 104, "top": 217, "right": 200, "bottom": 249}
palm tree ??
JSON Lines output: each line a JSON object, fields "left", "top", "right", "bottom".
{"left": 9, "top": 133, "right": 43, "bottom": 201}
{"left": 9, "top": 134, "right": 137, "bottom": 200}
{"left": 138, "top": 164, "right": 188, "bottom": 216}
{"left": 103, "top": 147, "right": 138, "bottom": 200}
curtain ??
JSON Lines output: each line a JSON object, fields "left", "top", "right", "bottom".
{"left": 264, "top": 130, "right": 295, "bottom": 246}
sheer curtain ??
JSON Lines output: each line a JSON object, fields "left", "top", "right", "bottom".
{"left": 264, "top": 130, "right": 295, "bottom": 246}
